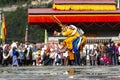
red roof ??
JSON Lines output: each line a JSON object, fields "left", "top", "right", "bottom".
{"left": 28, "top": 8, "right": 120, "bottom": 14}
{"left": 28, "top": 8, "right": 120, "bottom": 23}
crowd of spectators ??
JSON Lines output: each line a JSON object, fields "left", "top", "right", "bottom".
{"left": 0, "top": 40, "right": 120, "bottom": 67}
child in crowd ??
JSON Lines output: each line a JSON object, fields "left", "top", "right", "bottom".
{"left": 100, "top": 53, "right": 111, "bottom": 65}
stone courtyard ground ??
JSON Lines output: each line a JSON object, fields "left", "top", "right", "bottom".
{"left": 0, "top": 66, "right": 120, "bottom": 80}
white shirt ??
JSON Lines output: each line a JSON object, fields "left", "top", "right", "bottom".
{"left": 11, "top": 42, "right": 17, "bottom": 48}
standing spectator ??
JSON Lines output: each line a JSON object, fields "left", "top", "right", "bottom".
{"left": 57, "top": 42, "right": 64, "bottom": 65}
{"left": 12, "top": 47, "right": 19, "bottom": 67}
{"left": 11, "top": 41, "right": 18, "bottom": 49}
{"left": 118, "top": 43, "right": 120, "bottom": 64}
{"left": 42, "top": 45, "right": 51, "bottom": 65}
{"left": 89, "top": 49, "right": 97, "bottom": 66}
{"left": 54, "top": 51, "right": 62, "bottom": 66}
{"left": 105, "top": 42, "right": 115, "bottom": 65}
{"left": 39, "top": 44, "right": 46, "bottom": 65}
{"left": 63, "top": 50, "right": 68, "bottom": 66}
{"left": 18, "top": 43, "right": 25, "bottom": 66}
{"left": 80, "top": 47, "right": 87, "bottom": 66}
{"left": 58, "top": 42, "right": 68, "bottom": 66}
{"left": 49, "top": 46, "right": 55, "bottom": 65}
{"left": 31, "top": 44, "right": 38, "bottom": 66}
{"left": 97, "top": 44, "right": 105, "bottom": 65}
{"left": 110, "top": 42, "right": 117, "bottom": 65}
{"left": 24, "top": 42, "right": 33, "bottom": 66}
{"left": 0, "top": 44, "right": 3, "bottom": 65}
{"left": 36, "top": 48, "right": 41, "bottom": 66}
{"left": 89, "top": 44, "right": 98, "bottom": 66}
{"left": 114, "top": 43, "right": 119, "bottom": 65}
{"left": 26, "top": 45, "right": 32, "bottom": 66}
{"left": 2, "top": 44, "right": 11, "bottom": 66}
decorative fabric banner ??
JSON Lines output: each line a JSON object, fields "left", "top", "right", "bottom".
{"left": 53, "top": 4, "right": 116, "bottom": 11}
{"left": 0, "top": 15, "right": 6, "bottom": 41}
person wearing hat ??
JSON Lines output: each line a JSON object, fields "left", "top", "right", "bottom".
{"left": 54, "top": 24, "right": 87, "bottom": 65}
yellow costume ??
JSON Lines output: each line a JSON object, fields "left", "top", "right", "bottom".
{"left": 56, "top": 24, "right": 87, "bottom": 60}
{"left": 68, "top": 50, "right": 74, "bottom": 60}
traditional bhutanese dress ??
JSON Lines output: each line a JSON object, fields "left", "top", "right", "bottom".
{"left": 12, "top": 49, "right": 18, "bottom": 66}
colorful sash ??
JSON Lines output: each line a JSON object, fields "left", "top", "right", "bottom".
{"left": 72, "top": 37, "right": 82, "bottom": 52}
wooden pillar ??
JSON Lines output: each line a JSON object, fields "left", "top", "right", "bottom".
{"left": 25, "top": 25, "right": 28, "bottom": 42}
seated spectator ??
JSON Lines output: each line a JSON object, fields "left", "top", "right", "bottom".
{"left": 100, "top": 53, "right": 111, "bottom": 65}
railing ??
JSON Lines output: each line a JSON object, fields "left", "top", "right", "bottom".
{"left": 48, "top": 36, "right": 119, "bottom": 43}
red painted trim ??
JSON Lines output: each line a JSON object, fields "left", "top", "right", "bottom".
{"left": 28, "top": 15, "right": 120, "bottom": 23}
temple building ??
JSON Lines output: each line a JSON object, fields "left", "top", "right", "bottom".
{"left": 28, "top": 0, "right": 120, "bottom": 43}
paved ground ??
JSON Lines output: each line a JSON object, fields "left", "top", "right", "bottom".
{"left": 0, "top": 66, "right": 120, "bottom": 80}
